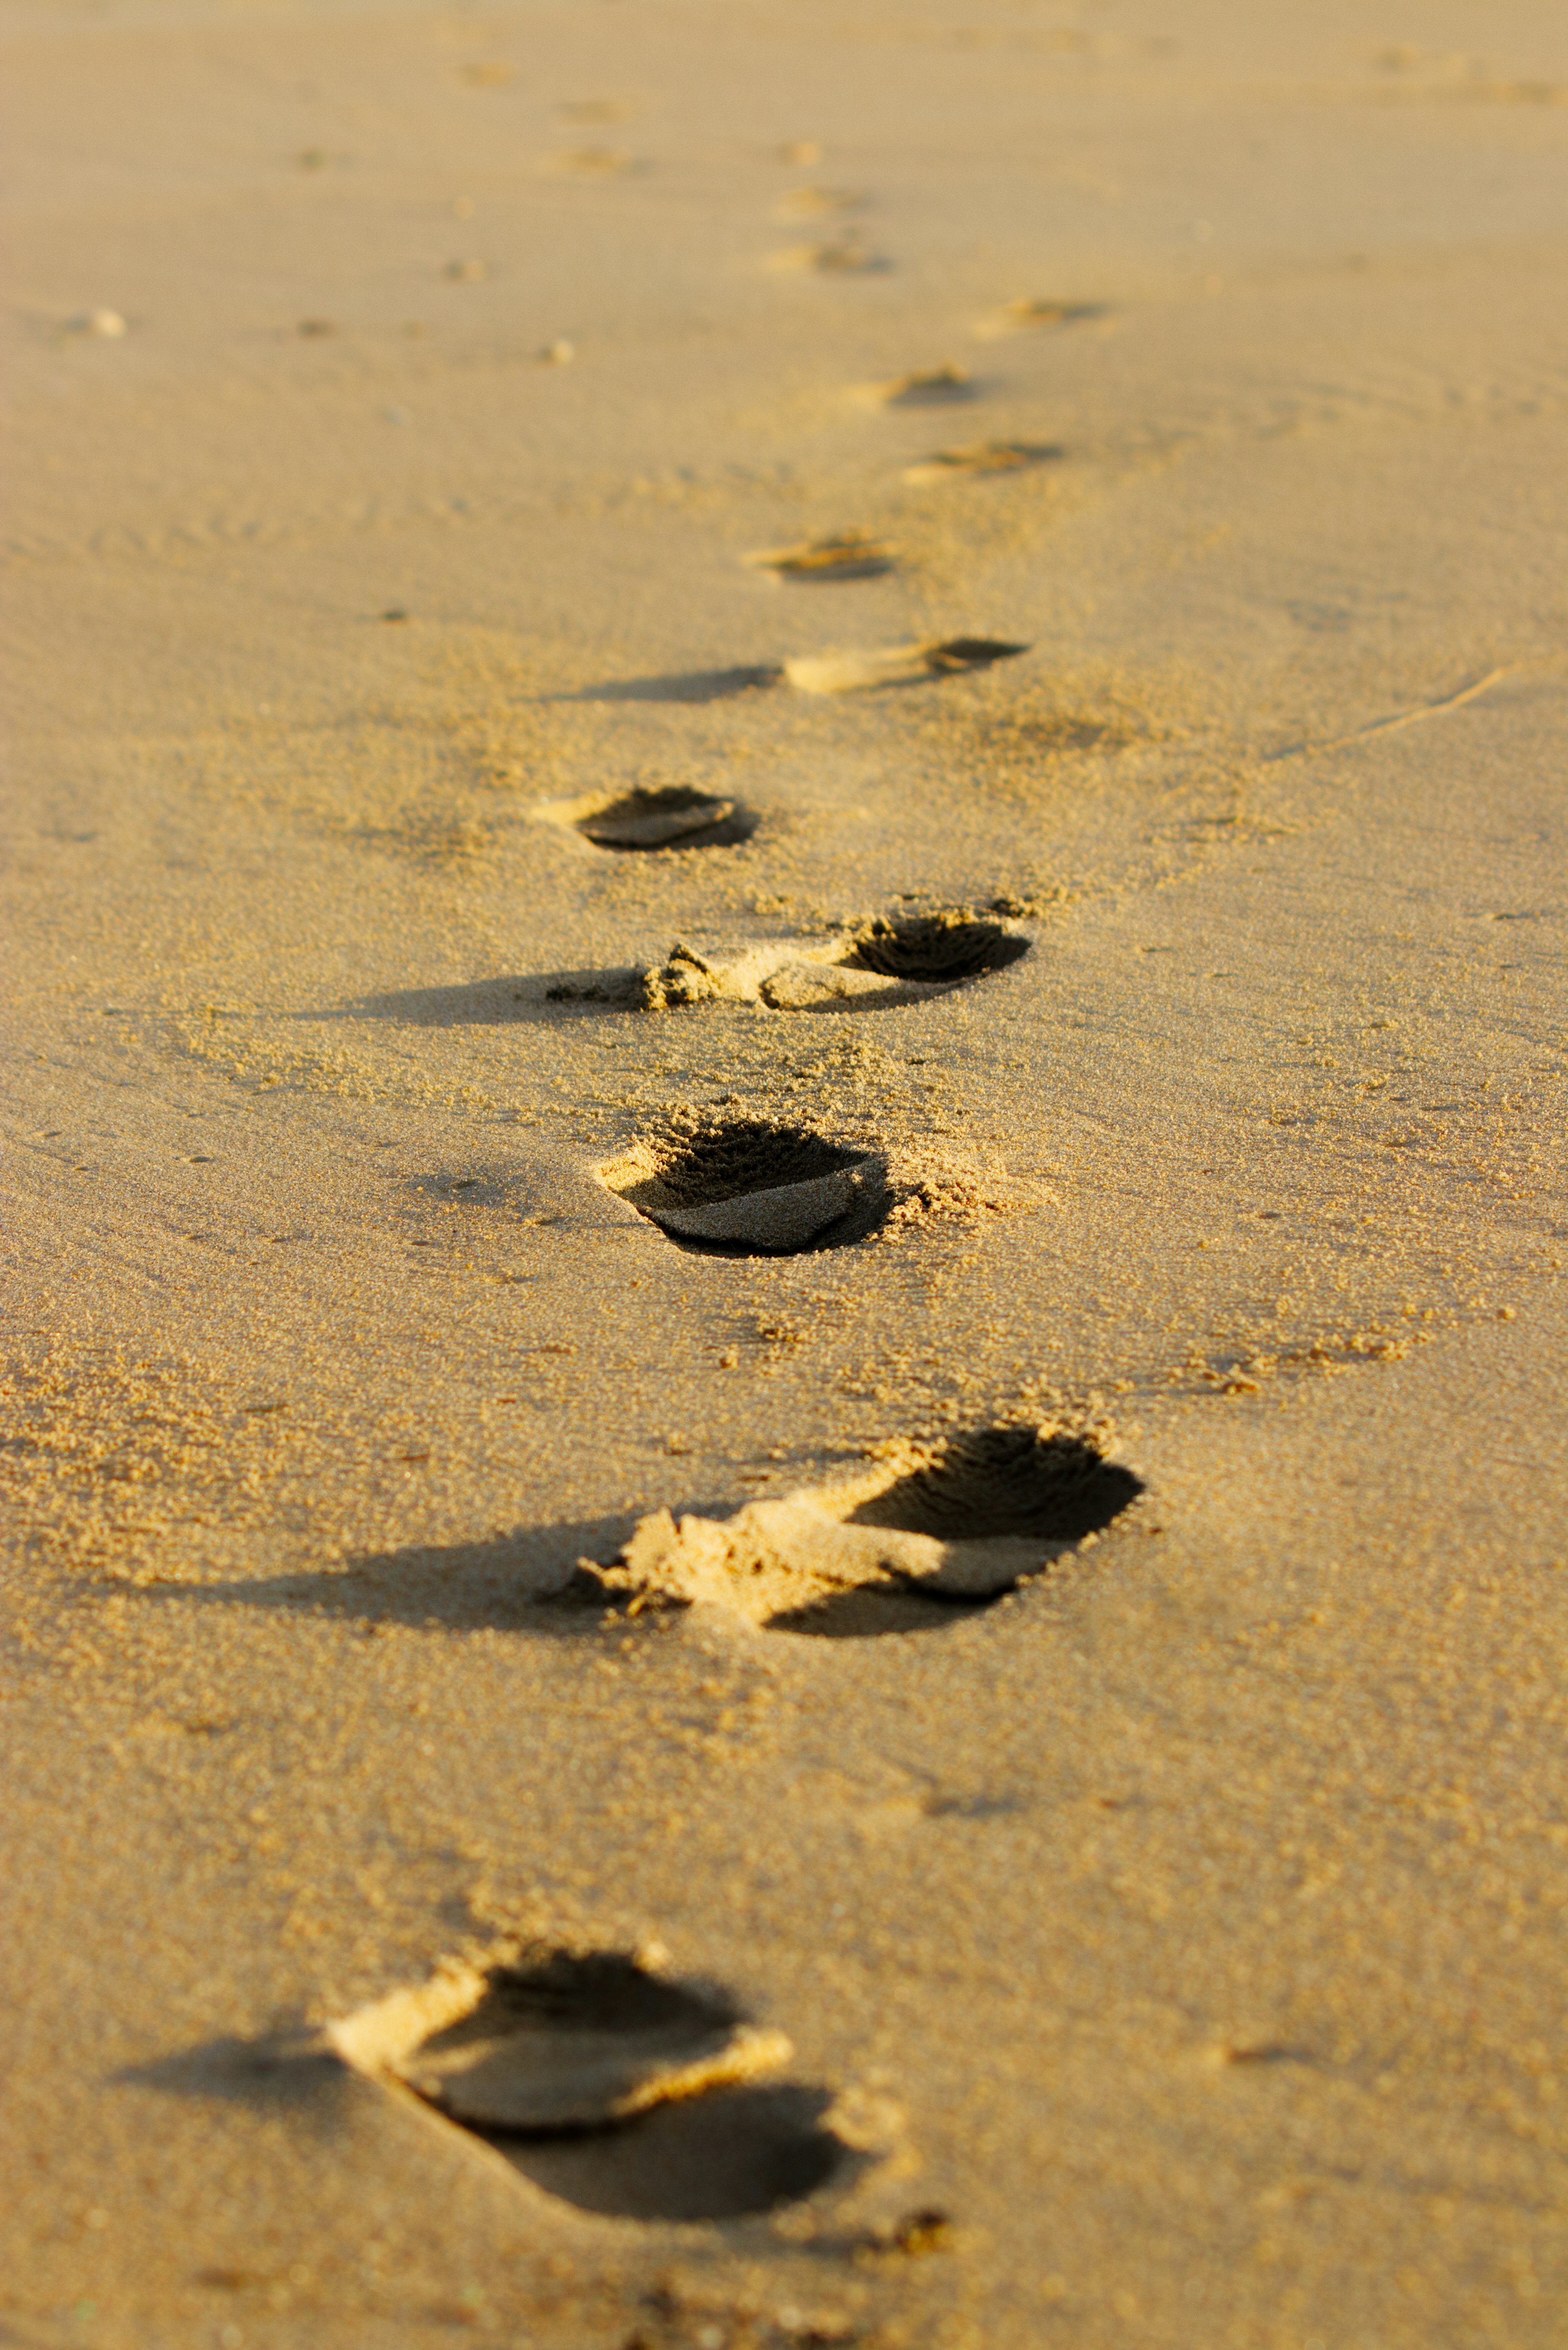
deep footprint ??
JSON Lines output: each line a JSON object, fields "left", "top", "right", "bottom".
{"left": 574, "top": 785, "right": 757, "bottom": 852}
{"left": 327, "top": 1949, "right": 848, "bottom": 2221}
{"left": 846, "top": 912, "right": 1031, "bottom": 984}
{"left": 580, "top": 1424, "right": 1145, "bottom": 1631}
{"left": 638, "top": 909, "right": 1031, "bottom": 1013}
{"left": 600, "top": 1120, "right": 890, "bottom": 1255}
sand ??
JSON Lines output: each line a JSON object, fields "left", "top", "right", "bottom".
{"left": 3, "top": 1, "right": 1567, "bottom": 2343}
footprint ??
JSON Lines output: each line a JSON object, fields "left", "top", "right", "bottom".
{"left": 559, "top": 98, "right": 635, "bottom": 124}
{"left": 744, "top": 531, "right": 892, "bottom": 582}
{"left": 902, "top": 440, "right": 1063, "bottom": 486}
{"left": 599, "top": 1120, "right": 890, "bottom": 1255}
{"left": 534, "top": 784, "right": 758, "bottom": 853}
{"left": 783, "top": 637, "right": 1027, "bottom": 693}
{"left": 637, "top": 911, "right": 1031, "bottom": 1013}
{"left": 770, "top": 238, "right": 887, "bottom": 274}
{"left": 774, "top": 185, "right": 868, "bottom": 221}
{"left": 326, "top": 1949, "right": 852, "bottom": 2221}
{"left": 579, "top": 1424, "right": 1143, "bottom": 1629}
{"left": 845, "top": 911, "right": 1031, "bottom": 983}
{"left": 333, "top": 1950, "right": 788, "bottom": 2129}
{"left": 974, "top": 297, "right": 1107, "bottom": 339}
{"left": 860, "top": 364, "right": 974, "bottom": 407}
{"left": 548, "top": 145, "right": 637, "bottom": 176}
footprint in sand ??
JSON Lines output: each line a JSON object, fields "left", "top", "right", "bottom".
{"left": 327, "top": 1948, "right": 857, "bottom": 2221}
{"left": 600, "top": 1119, "right": 890, "bottom": 1255}
{"left": 547, "top": 145, "right": 638, "bottom": 176}
{"left": 783, "top": 637, "right": 1027, "bottom": 693}
{"left": 559, "top": 98, "right": 636, "bottom": 125}
{"left": 859, "top": 364, "right": 974, "bottom": 407}
{"left": 744, "top": 530, "right": 893, "bottom": 582}
{"left": 579, "top": 1424, "right": 1144, "bottom": 1633}
{"left": 903, "top": 440, "right": 1063, "bottom": 486}
{"left": 637, "top": 910, "right": 1031, "bottom": 1013}
{"left": 974, "top": 297, "right": 1107, "bottom": 339}
{"left": 774, "top": 185, "right": 869, "bottom": 222}
{"left": 533, "top": 784, "right": 758, "bottom": 853}
{"left": 770, "top": 237, "right": 888, "bottom": 274}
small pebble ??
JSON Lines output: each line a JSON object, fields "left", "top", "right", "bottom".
{"left": 538, "top": 339, "right": 575, "bottom": 365}
{"left": 70, "top": 308, "right": 126, "bottom": 338}
{"left": 445, "top": 258, "right": 488, "bottom": 282}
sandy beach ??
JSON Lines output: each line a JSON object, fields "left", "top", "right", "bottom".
{"left": 4, "top": 2, "right": 1568, "bottom": 2343}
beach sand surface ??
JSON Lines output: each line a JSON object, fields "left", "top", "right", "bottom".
{"left": 4, "top": 2, "right": 1567, "bottom": 2343}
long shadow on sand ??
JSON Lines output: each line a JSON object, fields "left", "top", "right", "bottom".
{"left": 139, "top": 1515, "right": 694, "bottom": 1637}
{"left": 552, "top": 664, "right": 784, "bottom": 705}
{"left": 305, "top": 971, "right": 643, "bottom": 1029}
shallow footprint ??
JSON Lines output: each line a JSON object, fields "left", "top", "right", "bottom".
{"left": 903, "top": 440, "right": 1063, "bottom": 486}
{"left": 601, "top": 1119, "right": 889, "bottom": 1254}
{"left": 784, "top": 637, "right": 1026, "bottom": 693}
{"left": 744, "top": 531, "right": 893, "bottom": 582}
{"left": 774, "top": 185, "right": 868, "bottom": 221}
{"left": 581, "top": 1424, "right": 1144, "bottom": 1629}
{"left": 860, "top": 363, "right": 974, "bottom": 407}
{"left": 770, "top": 238, "right": 887, "bottom": 274}
{"left": 974, "top": 297, "right": 1107, "bottom": 339}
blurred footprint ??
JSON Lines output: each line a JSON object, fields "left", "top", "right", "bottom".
{"left": 784, "top": 637, "right": 1027, "bottom": 693}
{"left": 771, "top": 238, "right": 888, "bottom": 274}
{"left": 548, "top": 145, "right": 637, "bottom": 176}
{"left": 744, "top": 530, "right": 892, "bottom": 582}
{"left": 903, "top": 440, "right": 1063, "bottom": 486}
{"left": 975, "top": 297, "right": 1107, "bottom": 339}
{"left": 774, "top": 185, "right": 868, "bottom": 221}
{"left": 860, "top": 363, "right": 974, "bottom": 406}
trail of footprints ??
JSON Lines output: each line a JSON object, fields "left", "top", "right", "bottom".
{"left": 268, "top": 147, "right": 1137, "bottom": 2254}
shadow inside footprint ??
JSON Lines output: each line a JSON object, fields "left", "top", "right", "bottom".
{"left": 576, "top": 785, "right": 757, "bottom": 852}
{"left": 602, "top": 1120, "right": 889, "bottom": 1256}
{"left": 487, "top": 2083, "right": 848, "bottom": 2221}
{"left": 846, "top": 1425, "right": 1143, "bottom": 1543}
{"left": 330, "top": 1947, "right": 849, "bottom": 2224}
{"left": 847, "top": 912, "right": 1031, "bottom": 984}
{"left": 769, "top": 1586, "right": 995, "bottom": 1639}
